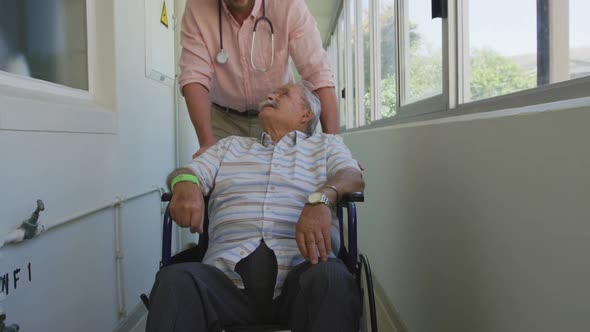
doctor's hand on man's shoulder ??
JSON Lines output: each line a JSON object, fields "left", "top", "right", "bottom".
{"left": 192, "top": 140, "right": 217, "bottom": 159}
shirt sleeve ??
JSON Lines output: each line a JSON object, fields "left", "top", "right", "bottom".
{"left": 178, "top": 0, "right": 214, "bottom": 95}
{"left": 325, "top": 135, "right": 360, "bottom": 178}
{"left": 185, "top": 137, "right": 232, "bottom": 195}
{"left": 286, "top": 0, "right": 335, "bottom": 91}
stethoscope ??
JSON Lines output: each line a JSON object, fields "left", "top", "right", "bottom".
{"left": 216, "top": 0, "right": 274, "bottom": 72}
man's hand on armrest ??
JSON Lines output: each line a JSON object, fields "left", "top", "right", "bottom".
{"left": 295, "top": 167, "right": 365, "bottom": 264}
{"left": 296, "top": 204, "right": 332, "bottom": 265}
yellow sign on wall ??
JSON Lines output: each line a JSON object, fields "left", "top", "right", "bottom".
{"left": 160, "top": 1, "right": 168, "bottom": 28}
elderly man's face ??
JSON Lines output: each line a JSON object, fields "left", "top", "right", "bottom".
{"left": 258, "top": 84, "right": 311, "bottom": 133}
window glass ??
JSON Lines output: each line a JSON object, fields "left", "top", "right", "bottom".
{"left": 0, "top": 0, "right": 88, "bottom": 90}
{"left": 569, "top": 0, "right": 590, "bottom": 80}
{"left": 361, "top": 0, "right": 372, "bottom": 125}
{"left": 338, "top": 17, "right": 346, "bottom": 128}
{"left": 406, "top": 0, "right": 442, "bottom": 103}
{"left": 379, "top": 0, "right": 397, "bottom": 118}
{"left": 467, "top": 0, "right": 536, "bottom": 101}
{"left": 349, "top": 0, "right": 357, "bottom": 128}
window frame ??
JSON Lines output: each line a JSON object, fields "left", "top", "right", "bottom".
{"left": 455, "top": 0, "right": 590, "bottom": 114}
{"left": 0, "top": 0, "right": 117, "bottom": 134}
{"left": 326, "top": 0, "right": 590, "bottom": 132}
{"left": 344, "top": 0, "right": 356, "bottom": 129}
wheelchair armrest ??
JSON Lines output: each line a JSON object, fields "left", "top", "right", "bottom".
{"left": 161, "top": 192, "right": 209, "bottom": 268}
{"left": 335, "top": 192, "right": 364, "bottom": 274}
{"left": 338, "top": 192, "right": 364, "bottom": 205}
{"left": 161, "top": 192, "right": 172, "bottom": 202}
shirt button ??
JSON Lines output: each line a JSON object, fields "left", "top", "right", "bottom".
{"left": 266, "top": 206, "right": 271, "bottom": 211}
{"left": 240, "top": 251, "right": 245, "bottom": 256}
{"left": 270, "top": 186, "right": 276, "bottom": 191}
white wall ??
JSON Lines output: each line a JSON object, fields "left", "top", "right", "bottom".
{"left": 0, "top": 0, "right": 176, "bottom": 330}
{"left": 343, "top": 105, "right": 590, "bottom": 332}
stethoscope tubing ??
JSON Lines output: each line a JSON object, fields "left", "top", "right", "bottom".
{"left": 217, "top": 0, "right": 274, "bottom": 72}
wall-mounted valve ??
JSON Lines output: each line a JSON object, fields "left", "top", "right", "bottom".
{"left": 0, "top": 312, "right": 20, "bottom": 332}
{"left": 20, "top": 199, "right": 44, "bottom": 240}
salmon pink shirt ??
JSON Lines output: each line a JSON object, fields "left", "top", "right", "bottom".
{"left": 179, "top": 0, "right": 335, "bottom": 111}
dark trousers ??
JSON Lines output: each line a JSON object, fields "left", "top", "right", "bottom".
{"left": 146, "top": 241, "right": 361, "bottom": 332}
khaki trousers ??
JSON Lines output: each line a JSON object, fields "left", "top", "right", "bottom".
{"left": 211, "top": 104, "right": 262, "bottom": 140}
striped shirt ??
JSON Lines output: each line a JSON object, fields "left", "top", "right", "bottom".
{"left": 186, "top": 131, "right": 359, "bottom": 297}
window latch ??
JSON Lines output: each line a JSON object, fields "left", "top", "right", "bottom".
{"left": 432, "top": 0, "right": 448, "bottom": 19}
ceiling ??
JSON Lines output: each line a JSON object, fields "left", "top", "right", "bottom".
{"left": 305, "top": 0, "right": 342, "bottom": 45}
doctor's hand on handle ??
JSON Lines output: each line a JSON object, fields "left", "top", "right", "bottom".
{"left": 295, "top": 203, "right": 333, "bottom": 265}
{"left": 169, "top": 182, "right": 206, "bottom": 234}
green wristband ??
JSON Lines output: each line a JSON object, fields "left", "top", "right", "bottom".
{"left": 171, "top": 174, "right": 200, "bottom": 193}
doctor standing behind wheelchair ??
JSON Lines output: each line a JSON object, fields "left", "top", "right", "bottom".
{"left": 179, "top": 0, "right": 340, "bottom": 158}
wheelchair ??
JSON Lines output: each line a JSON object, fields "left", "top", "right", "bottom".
{"left": 141, "top": 192, "right": 378, "bottom": 332}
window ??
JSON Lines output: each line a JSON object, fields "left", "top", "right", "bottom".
{"left": 327, "top": 0, "right": 590, "bottom": 130}
{"left": 463, "top": 0, "right": 590, "bottom": 104}
{"left": 347, "top": 0, "right": 357, "bottom": 128}
{"left": 404, "top": 0, "right": 442, "bottom": 104}
{"left": 337, "top": 17, "right": 347, "bottom": 129}
{"left": 360, "top": 0, "right": 372, "bottom": 125}
{"left": 0, "top": 0, "right": 117, "bottom": 134}
{"left": 378, "top": 0, "right": 397, "bottom": 119}
{"left": 465, "top": 0, "right": 537, "bottom": 102}
{"left": 0, "top": 0, "right": 88, "bottom": 91}
{"left": 569, "top": 0, "right": 590, "bottom": 80}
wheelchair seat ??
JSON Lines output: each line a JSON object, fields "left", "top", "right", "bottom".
{"left": 141, "top": 192, "right": 377, "bottom": 332}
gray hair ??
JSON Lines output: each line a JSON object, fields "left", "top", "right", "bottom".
{"left": 297, "top": 81, "right": 321, "bottom": 135}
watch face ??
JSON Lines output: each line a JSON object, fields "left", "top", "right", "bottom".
{"left": 308, "top": 192, "right": 323, "bottom": 204}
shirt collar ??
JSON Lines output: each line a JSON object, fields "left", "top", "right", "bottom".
{"left": 250, "top": 0, "right": 262, "bottom": 19}
{"left": 260, "top": 131, "right": 310, "bottom": 148}
{"left": 260, "top": 132, "right": 273, "bottom": 146}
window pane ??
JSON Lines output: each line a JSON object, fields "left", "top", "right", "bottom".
{"left": 0, "top": 0, "right": 88, "bottom": 90}
{"left": 338, "top": 17, "right": 346, "bottom": 128}
{"left": 406, "top": 0, "right": 442, "bottom": 103}
{"left": 467, "top": 0, "right": 536, "bottom": 101}
{"left": 349, "top": 0, "right": 357, "bottom": 128}
{"left": 379, "top": 0, "right": 397, "bottom": 118}
{"left": 570, "top": 0, "right": 590, "bottom": 80}
{"left": 361, "top": 0, "right": 371, "bottom": 125}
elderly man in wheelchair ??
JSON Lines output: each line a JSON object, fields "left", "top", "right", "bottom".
{"left": 146, "top": 81, "right": 365, "bottom": 332}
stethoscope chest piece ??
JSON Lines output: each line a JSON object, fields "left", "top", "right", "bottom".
{"left": 216, "top": 0, "right": 274, "bottom": 70}
{"left": 216, "top": 50, "right": 228, "bottom": 64}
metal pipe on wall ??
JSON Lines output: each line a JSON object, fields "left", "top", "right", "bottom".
{"left": 42, "top": 186, "right": 165, "bottom": 233}
{"left": 114, "top": 202, "right": 127, "bottom": 320}
{"left": 0, "top": 186, "right": 166, "bottom": 323}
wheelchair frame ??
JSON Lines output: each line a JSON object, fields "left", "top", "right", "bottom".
{"left": 141, "top": 192, "right": 377, "bottom": 332}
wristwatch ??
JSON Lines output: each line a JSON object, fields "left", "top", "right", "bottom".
{"left": 307, "top": 191, "right": 333, "bottom": 209}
